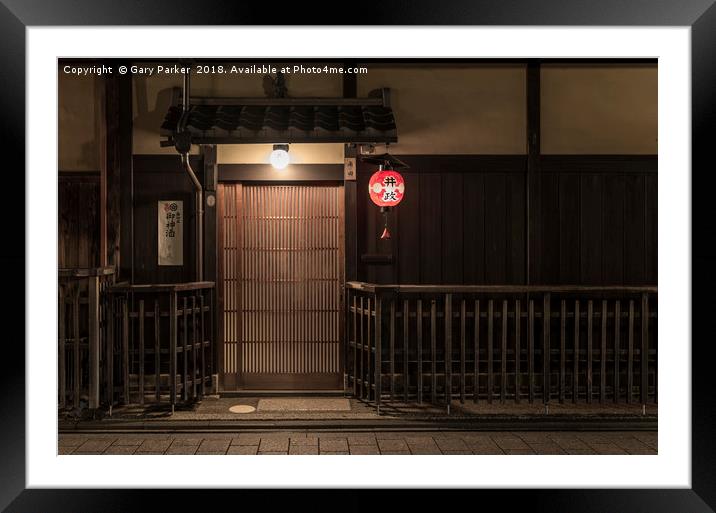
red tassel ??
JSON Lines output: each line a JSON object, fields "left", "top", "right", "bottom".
{"left": 380, "top": 226, "right": 391, "bottom": 239}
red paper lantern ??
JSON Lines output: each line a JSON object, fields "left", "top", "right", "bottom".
{"left": 368, "top": 170, "right": 405, "bottom": 207}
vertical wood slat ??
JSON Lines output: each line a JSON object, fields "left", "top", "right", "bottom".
{"left": 528, "top": 299, "right": 535, "bottom": 403}
{"left": 614, "top": 300, "right": 620, "bottom": 403}
{"left": 154, "top": 300, "right": 160, "bottom": 402}
{"left": 487, "top": 299, "right": 494, "bottom": 404}
{"left": 200, "top": 294, "right": 206, "bottom": 396}
{"left": 627, "top": 299, "right": 635, "bottom": 403}
{"left": 417, "top": 299, "right": 423, "bottom": 404}
{"left": 641, "top": 293, "right": 649, "bottom": 404}
{"left": 353, "top": 294, "right": 358, "bottom": 396}
{"left": 138, "top": 299, "right": 145, "bottom": 405}
{"left": 122, "top": 298, "right": 129, "bottom": 405}
{"left": 501, "top": 300, "right": 507, "bottom": 403}
{"left": 59, "top": 285, "right": 66, "bottom": 408}
{"left": 375, "top": 294, "right": 382, "bottom": 409}
{"left": 430, "top": 300, "right": 437, "bottom": 404}
{"left": 366, "top": 297, "right": 372, "bottom": 400}
{"left": 182, "top": 297, "right": 189, "bottom": 401}
{"left": 359, "top": 296, "right": 364, "bottom": 398}
{"left": 460, "top": 299, "right": 466, "bottom": 404}
{"left": 515, "top": 299, "right": 520, "bottom": 404}
{"left": 88, "top": 276, "right": 101, "bottom": 409}
{"left": 106, "top": 295, "right": 114, "bottom": 407}
{"left": 192, "top": 295, "right": 198, "bottom": 399}
{"left": 403, "top": 299, "right": 409, "bottom": 402}
{"left": 600, "top": 299, "right": 607, "bottom": 403}
{"left": 73, "top": 286, "right": 80, "bottom": 408}
{"left": 389, "top": 299, "right": 395, "bottom": 401}
{"left": 573, "top": 300, "right": 580, "bottom": 403}
{"left": 474, "top": 300, "right": 480, "bottom": 403}
{"left": 169, "top": 292, "right": 177, "bottom": 408}
{"left": 587, "top": 300, "right": 593, "bottom": 404}
{"left": 445, "top": 293, "right": 453, "bottom": 406}
{"left": 560, "top": 299, "right": 566, "bottom": 404}
{"left": 543, "top": 293, "right": 551, "bottom": 403}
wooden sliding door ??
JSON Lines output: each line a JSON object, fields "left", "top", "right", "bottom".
{"left": 218, "top": 183, "right": 344, "bottom": 390}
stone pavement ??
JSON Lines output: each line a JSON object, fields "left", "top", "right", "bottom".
{"left": 58, "top": 430, "right": 657, "bottom": 455}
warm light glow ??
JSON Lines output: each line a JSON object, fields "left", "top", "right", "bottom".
{"left": 270, "top": 146, "right": 290, "bottom": 169}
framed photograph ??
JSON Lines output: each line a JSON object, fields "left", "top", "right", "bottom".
{"left": 3, "top": 0, "right": 714, "bottom": 511}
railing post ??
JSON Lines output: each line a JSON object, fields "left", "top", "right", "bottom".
{"left": 641, "top": 292, "right": 649, "bottom": 405}
{"left": 374, "top": 292, "right": 382, "bottom": 414}
{"left": 543, "top": 292, "right": 551, "bottom": 405}
{"left": 444, "top": 293, "right": 452, "bottom": 414}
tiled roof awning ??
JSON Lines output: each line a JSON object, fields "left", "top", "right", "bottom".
{"left": 160, "top": 89, "right": 398, "bottom": 145}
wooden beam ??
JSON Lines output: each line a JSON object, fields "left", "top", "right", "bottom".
{"left": 526, "top": 60, "right": 540, "bottom": 286}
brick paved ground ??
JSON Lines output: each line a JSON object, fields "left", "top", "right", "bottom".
{"left": 59, "top": 430, "right": 656, "bottom": 455}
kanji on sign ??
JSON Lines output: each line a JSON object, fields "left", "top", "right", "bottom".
{"left": 368, "top": 170, "right": 405, "bottom": 207}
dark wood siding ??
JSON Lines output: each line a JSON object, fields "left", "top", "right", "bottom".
{"left": 132, "top": 155, "right": 203, "bottom": 284}
{"left": 58, "top": 173, "right": 101, "bottom": 268}
{"left": 357, "top": 155, "right": 656, "bottom": 286}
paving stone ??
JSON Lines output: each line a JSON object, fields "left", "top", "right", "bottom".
{"left": 258, "top": 451, "right": 289, "bottom": 455}
{"left": 320, "top": 438, "right": 349, "bottom": 452}
{"left": 379, "top": 450, "right": 411, "bottom": 455}
{"left": 374, "top": 432, "right": 412, "bottom": 440}
{"left": 137, "top": 439, "right": 172, "bottom": 453}
{"left": 103, "top": 445, "right": 138, "bottom": 455}
{"left": 227, "top": 445, "right": 258, "bottom": 455}
{"left": 349, "top": 445, "right": 380, "bottom": 455}
{"left": 564, "top": 448, "right": 597, "bottom": 455}
{"left": 171, "top": 437, "right": 203, "bottom": 447}
{"left": 469, "top": 446, "right": 505, "bottom": 455}
{"left": 289, "top": 445, "right": 319, "bottom": 455}
{"left": 404, "top": 436, "right": 436, "bottom": 446}
{"left": 434, "top": 438, "right": 469, "bottom": 451}
{"left": 134, "top": 450, "right": 167, "bottom": 455}
{"left": 528, "top": 443, "right": 567, "bottom": 455}
{"left": 492, "top": 437, "right": 531, "bottom": 450}
{"left": 632, "top": 432, "right": 658, "bottom": 449}
{"left": 166, "top": 446, "right": 199, "bottom": 455}
{"left": 377, "top": 439, "right": 409, "bottom": 452}
{"left": 550, "top": 437, "right": 593, "bottom": 451}
{"left": 58, "top": 437, "right": 87, "bottom": 447}
{"left": 348, "top": 435, "right": 378, "bottom": 446}
{"left": 198, "top": 439, "right": 231, "bottom": 453}
{"left": 607, "top": 439, "right": 656, "bottom": 455}
{"left": 58, "top": 446, "right": 75, "bottom": 455}
{"left": 503, "top": 448, "right": 536, "bottom": 455}
{"left": 513, "top": 432, "right": 557, "bottom": 444}
{"left": 441, "top": 450, "right": 474, "bottom": 455}
{"left": 290, "top": 437, "right": 318, "bottom": 446}
{"left": 320, "top": 451, "right": 349, "bottom": 455}
{"left": 259, "top": 438, "right": 289, "bottom": 452}
{"left": 408, "top": 445, "right": 442, "bottom": 455}
{"left": 231, "top": 435, "right": 262, "bottom": 446}
{"left": 75, "top": 439, "right": 115, "bottom": 453}
{"left": 587, "top": 443, "right": 629, "bottom": 455}
{"left": 111, "top": 437, "right": 146, "bottom": 446}
{"left": 195, "top": 451, "right": 229, "bottom": 455}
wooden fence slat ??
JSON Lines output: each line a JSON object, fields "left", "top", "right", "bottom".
{"left": 487, "top": 299, "right": 494, "bottom": 404}
{"left": 403, "top": 299, "right": 409, "bottom": 402}
{"left": 169, "top": 292, "right": 177, "bottom": 409}
{"left": 474, "top": 300, "right": 480, "bottom": 403}
{"left": 359, "top": 296, "right": 364, "bottom": 399}
{"left": 614, "top": 300, "right": 620, "bottom": 403}
{"left": 417, "top": 299, "right": 423, "bottom": 404}
{"left": 573, "top": 300, "right": 580, "bottom": 403}
{"left": 560, "top": 299, "right": 566, "bottom": 404}
{"left": 528, "top": 299, "right": 534, "bottom": 403}
{"left": 389, "top": 299, "right": 395, "bottom": 401}
{"left": 501, "top": 300, "right": 507, "bottom": 404}
{"left": 587, "top": 300, "right": 593, "bottom": 404}
{"left": 59, "top": 286, "right": 66, "bottom": 409}
{"left": 601, "top": 299, "right": 607, "bottom": 403}
{"left": 445, "top": 294, "right": 453, "bottom": 406}
{"left": 366, "top": 297, "right": 372, "bottom": 401}
{"left": 73, "top": 286, "right": 81, "bottom": 408}
{"left": 139, "top": 299, "right": 145, "bottom": 405}
{"left": 627, "top": 299, "right": 634, "bottom": 404}
{"left": 106, "top": 296, "right": 114, "bottom": 407}
{"left": 430, "top": 300, "right": 437, "bottom": 405}
{"left": 182, "top": 297, "right": 189, "bottom": 402}
{"left": 192, "top": 295, "right": 198, "bottom": 399}
{"left": 88, "top": 276, "right": 101, "bottom": 409}
{"left": 543, "top": 293, "right": 551, "bottom": 404}
{"left": 122, "top": 298, "right": 129, "bottom": 405}
{"left": 200, "top": 294, "right": 206, "bottom": 396}
{"left": 460, "top": 299, "right": 466, "bottom": 404}
{"left": 353, "top": 295, "right": 358, "bottom": 396}
{"left": 154, "top": 299, "right": 160, "bottom": 402}
{"left": 375, "top": 294, "right": 382, "bottom": 411}
{"left": 641, "top": 293, "right": 649, "bottom": 404}
{"left": 515, "top": 299, "right": 520, "bottom": 404}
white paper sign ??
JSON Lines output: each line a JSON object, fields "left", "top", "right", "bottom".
{"left": 158, "top": 200, "right": 183, "bottom": 266}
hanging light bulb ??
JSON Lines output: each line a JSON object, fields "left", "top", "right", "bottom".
{"left": 270, "top": 144, "right": 290, "bottom": 169}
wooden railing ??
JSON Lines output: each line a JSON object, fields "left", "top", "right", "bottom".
{"left": 346, "top": 282, "right": 657, "bottom": 412}
{"left": 106, "top": 282, "right": 215, "bottom": 412}
{"left": 58, "top": 267, "right": 116, "bottom": 410}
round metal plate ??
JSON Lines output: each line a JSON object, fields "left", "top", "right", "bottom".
{"left": 229, "top": 404, "right": 256, "bottom": 414}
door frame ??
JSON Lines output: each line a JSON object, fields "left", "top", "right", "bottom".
{"left": 216, "top": 164, "right": 346, "bottom": 392}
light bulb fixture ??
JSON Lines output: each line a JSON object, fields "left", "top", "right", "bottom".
{"left": 270, "top": 144, "right": 290, "bottom": 170}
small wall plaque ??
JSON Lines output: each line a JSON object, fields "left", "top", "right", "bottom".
{"left": 344, "top": 157, "right": 357, "bottom": 181}
{"left": 158, "top": 200, "right": 183, "bottom": 266}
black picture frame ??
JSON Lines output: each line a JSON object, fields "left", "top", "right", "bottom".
{"left": 3, "top": 1, "right": 714, "bottom": 511}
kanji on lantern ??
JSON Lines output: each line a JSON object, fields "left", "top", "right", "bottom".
{"left": 368, "top": 170, "right": 405, "bottom": 207}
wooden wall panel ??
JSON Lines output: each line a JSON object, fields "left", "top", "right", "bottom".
{"left": 441, "top": 173, "right": 464, "bottom": 284}
{"left": 58, "top": 174, "right": 101, "bottom": 269}
{"left": 463, "top": 173, "right": 486, "bottom": 283}
{"left": 419, "top": 173, "right": 443, "bottom": 283}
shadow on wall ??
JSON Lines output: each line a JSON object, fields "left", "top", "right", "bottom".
{"left": 133, "top": 74, "right": 179, "bottom": 154}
